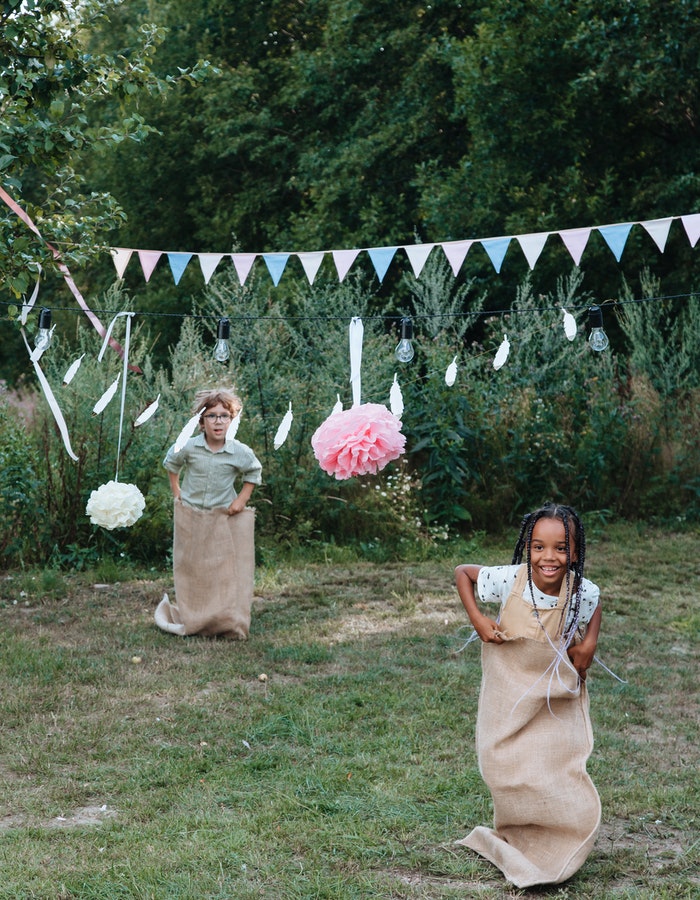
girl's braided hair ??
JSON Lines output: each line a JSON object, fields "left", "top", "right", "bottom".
{"left": 512, "top": 502, "right": 586, "bottom": 645}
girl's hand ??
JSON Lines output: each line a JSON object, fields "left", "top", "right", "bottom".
{"left": 475, "top": 614, "right": 505, "bottom": 644}
{"left": 568, "top": 641, "right": 595, "bottom": 680}
{"left": 227, "top": 498, "right": 246, "bottom": 515}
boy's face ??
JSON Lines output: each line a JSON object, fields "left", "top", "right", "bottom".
{"left": 200, "top": 402, "right": 232, "bottom": 445}
{"left": 529, "top": 517, "right": 577, "bottom": 595}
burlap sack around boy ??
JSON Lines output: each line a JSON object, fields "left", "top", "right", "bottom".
{"left": 155, "top": 502, "right": 255, "bottom": 640}
{"left": 456, "top": 639, "right": 601, "bottom": 888}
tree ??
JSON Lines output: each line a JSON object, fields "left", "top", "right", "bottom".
{"left": 0, "top": 0, "right": 211, "bottom": 300}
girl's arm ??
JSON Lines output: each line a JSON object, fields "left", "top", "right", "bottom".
{"left": 227, "top": 481, "right": 255, "bottom": 515}
{"left": 168, "top": 471, "right": 181, "bottom": 500}
{"left": 455, "top": 564, "right": 505, "bottom": 643}
{"left": 568, "top": 602, "right": 602, "bottom": 681}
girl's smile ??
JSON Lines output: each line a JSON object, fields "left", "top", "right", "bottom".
{"left": 529, "top": 518, "right": 577, "bottom": 594}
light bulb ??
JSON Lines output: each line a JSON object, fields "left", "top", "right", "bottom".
{"left": 214, "top": 317, "right": 231, "bottom": 362}
{"left": 587, "top": 305, "right": 609, "bottom": 352}
{"left": 395, "top": 317, "right": 414, "bottom": 363}
{"left": 35, "top": 307, "right": 53, "bottom": 353}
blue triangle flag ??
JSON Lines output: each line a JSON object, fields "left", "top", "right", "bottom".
{"left": 262, "top": 253, "right": 290, "bottom": 286}
{"left": 167, "top": 252, "right": 193, "bottom": 285}
{"left": 598, "top": 223, "right": 633, "bottom": 262}
{"left": 481, "top": 237, "right": 511, "bottom": 273}
{"left": 367, "top": 246, "right": 397, "bottom": 282}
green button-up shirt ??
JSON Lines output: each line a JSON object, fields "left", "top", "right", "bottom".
{"left": 163, "top": 434, "right": 262, "bottom": 510}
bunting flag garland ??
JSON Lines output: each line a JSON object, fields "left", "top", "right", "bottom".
{"left": 562, "top": 308, "right": 577, "bottom": 342}
{"left": 108, "top": 212, "right": 700, "bottom": 288}
{"left": 134, "top": 395, "right": 160, "bottom": 427}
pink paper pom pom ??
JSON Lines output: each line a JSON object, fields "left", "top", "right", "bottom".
{"left": 311, "top": 403, "right": 406, "bottom": 480}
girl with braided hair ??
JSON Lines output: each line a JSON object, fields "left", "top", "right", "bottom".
{"left": 454, "top": 502, "right": 602, "bottom": 888}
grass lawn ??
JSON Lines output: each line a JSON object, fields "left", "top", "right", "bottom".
{"left": 0, "top": 523, "right": 697, "bottom": 899}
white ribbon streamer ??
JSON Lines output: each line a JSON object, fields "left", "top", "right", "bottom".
{"left": 348, "top": 317, "right": 364, "bottom": 407}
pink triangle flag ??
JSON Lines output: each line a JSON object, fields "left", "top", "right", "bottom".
{"left": 440, "top": 240, "right": 472, "bottom": 276}
{"left": 517, "top": 232, "right": 549, "bottom": 270}
{"left": 297, "top": 251, "right": 325, "bottom": 284}
{"left": 403, "top": 243, "right": 435, "bottom": 277}
{"left": 231, "top": 253, "right": 257, "bottom": 284}
{"left": 111, "top": 247, "right": 133, "bottom": 279}
{"left": 681, "top": 213, "right": 700, "bottom": 248}
{"left": 640, "top": 217, "right": 673, "bottom": 252}
{"left": 559, "top": 227, "right": 591, "bottom": 266}
{"left": 138, "top": 250, "right": 162, "bottom": 282}
{"left": 332, "top": 249, "right": 361, "bottom": 282}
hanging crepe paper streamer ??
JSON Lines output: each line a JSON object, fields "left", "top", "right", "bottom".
{"left": 390, "top": 374, "right": 404, "bottom": 418}
{"left": 493, "top": 334, "right": 511, "bottom": 370}
{"left": 134, "top": 395, "right": 160, "bottom": 427}
{"left": 445, "top": 356, "right": 458, "bottom": 387}
{"left": 311, "top": 317, "right": 405, "bottom": 479}
{"left": 63, "top": 354, "right": 85, "bottom": 385}
{"left": 226, "top": 410, "right": 241, "bottom": 442}
{"left": 86, "top": 481, "right": 145, "bottom": 530}
{"left": 20, "top": 265, "right": 41, "bottom": 325}
{"left": 274, "top": 402, "right": 294, "bottom": 449}
{"left": 87, "top": 312, "right": 146, "bottom": 529}
{"left": 562, "top": 308, "right": 577, "bottom": 342}
{"left": 21, "top": 330, "right": 78, "bottom": 462}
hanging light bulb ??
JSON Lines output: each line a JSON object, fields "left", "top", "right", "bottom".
{"left": 395, "top": 317, "right": 415, "bottom": 363}
{"left": 587, "top": 305, "right": 610, "bottom": 352}
{"left": 34, "top": 307, "right": 53, "bottom": 353}
{"left": 214, "top": 317, "right": 231, "bottom": 362}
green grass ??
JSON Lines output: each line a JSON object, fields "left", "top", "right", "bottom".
{"left": 0, "top": 524, "right": 697, "bottom": 898}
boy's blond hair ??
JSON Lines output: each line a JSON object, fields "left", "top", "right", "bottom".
{"left": 192, "top": 388, "right": 242, "bottom": 420}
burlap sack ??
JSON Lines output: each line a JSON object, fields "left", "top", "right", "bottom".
{"left": 155, "top": 502, "right": 255, "bottom": 640}
{"left": 456, "top": 639, "right": 601, "bottom": 887}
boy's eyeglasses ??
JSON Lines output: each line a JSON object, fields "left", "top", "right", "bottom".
{"left": 203, "top": 413, "right": 232, "bottom": 422}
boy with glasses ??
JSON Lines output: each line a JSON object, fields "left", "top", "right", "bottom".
{"left": 156, "top": 388, "right": 262, "bottom": 639}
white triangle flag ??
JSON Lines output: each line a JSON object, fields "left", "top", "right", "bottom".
{"left": 641, "top": 217, "right": 673, "bottom": 252}
{"left": 332, "top": 249, "right": 361, "bottom": 282}
{"left": 517, "top": 232, "right": 549, "bottom": 270}
{"left": 681, "top": 214, "right": 700, "bottom": 248}
{"left": 198, "top": 253, "right": 224, "bottom": 284}
{"left": 297, "top": 251, "right": 325, "bottom": 284}
{"left": 403, "top": 244, "right": 435, "bottom": 278}
{"left": 111, "top": 248, "right": 133, "bottom": 279}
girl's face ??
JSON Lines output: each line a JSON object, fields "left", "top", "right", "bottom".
{"left": 529, "top": 517, "right": 577, "bottom": 595}
{"left": 200, "top": 402, "right": 232, "bottom": 447}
